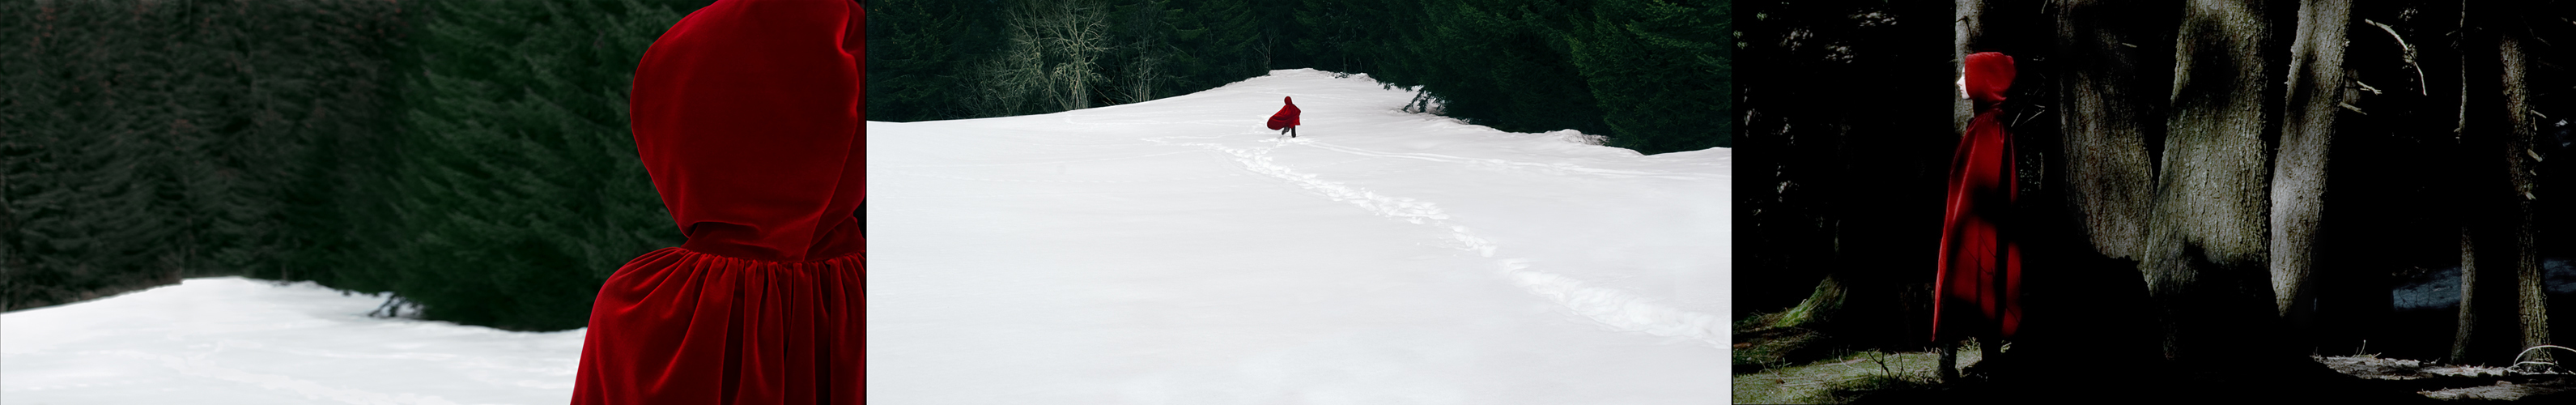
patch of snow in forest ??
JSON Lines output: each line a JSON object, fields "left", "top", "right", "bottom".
{"left": 2392, "top": 258, "right": 2576, "bottom": 311}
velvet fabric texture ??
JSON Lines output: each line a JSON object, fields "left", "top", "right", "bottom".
{"left": 572, "top": 1, "right": 862, "bottom": 404}
{"left": 1266, "top": 96, "right": 1301, "bottom": 130}
{"left": 1932, "top": 51, "right": 2021, "bottom": 343}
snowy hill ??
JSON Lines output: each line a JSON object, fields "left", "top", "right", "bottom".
{"left": 868, "top": 69, "right": 1729, "bottom": 403}
{"left": 1, "top": 277, "right": 584, "bottom": 404}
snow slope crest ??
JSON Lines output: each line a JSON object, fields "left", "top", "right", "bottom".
{"left": 869, "top": 68, "right": 1727, "bottom": 402}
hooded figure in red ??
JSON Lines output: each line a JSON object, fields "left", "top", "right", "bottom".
{"left": 1932, "top": 52, "right": 2021, "bottom": 348}
{"left": 572, "top": 1, "right": 861, "bottom": 403}
{"left": 1267, "top": 96, "right": 1301, "bottom": 138}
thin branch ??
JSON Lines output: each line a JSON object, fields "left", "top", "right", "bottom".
{"left": 2365, "top": 19, "right": 2426, "bottom": 96}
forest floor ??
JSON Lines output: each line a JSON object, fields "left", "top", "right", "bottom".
{"left": 1732, "top": 326, "right": 2576, "bottom": 404}
{"left": 2314, "top": 355, "right": 2576, "bottom": 401}
{"left": 1728, "top": 343, "right": 1966, "bottom": 403}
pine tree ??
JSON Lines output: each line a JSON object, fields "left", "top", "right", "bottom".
{"left": 1570, "top": 0, "right": 1728, "bottom": 151}
{"left": 376, "top": 0, "right": 691, "bottom": 330}
{"left": 1401, "top": 0, "right": 1610, "bottom": 139}
{"left": 1170, "top": 0, "right": 1265, "bottom": 89}
{"left": 2, "top": 0, "right": 185, "bottom": 310}
{"left": 867, "top": 0, "right": 1007, "bottom": 122}
{"left": 268, "top": 0, "right": 410, "bottom": 288}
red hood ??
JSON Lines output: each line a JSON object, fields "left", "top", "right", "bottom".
{"left": 1966, "top": 52, "right": 2014, "bottom": 107}
{"left": 628, "top": 0, "right": 864, "bottom": 262}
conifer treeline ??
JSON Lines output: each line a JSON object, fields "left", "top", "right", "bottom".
{"left": 2, "top": 0, "right": 407, "bottom": 312}
{"left": 1, "top": 0, "right": 704, "bottom": 330}
{"left": 361, "top": 0, "right": 704, "bottom": 330}
{"left": 868, "top": 0, "right": 1730, "bottom": 153}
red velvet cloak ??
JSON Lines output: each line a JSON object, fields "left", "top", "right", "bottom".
{"left": 572, "top": 1, "right": 862, "bottom": 403}
{"left": 1267, "top": 96, "right": 1301, "bottom": 130}
{"left": 1932, "top": 52, "right": 2021, "bottom": 343}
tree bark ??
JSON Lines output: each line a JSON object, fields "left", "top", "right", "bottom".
{"left": 2053, "top": 0, "right": 2167, "bottom": 261}
{"left": 2268, "top": 0, "right": 2352, "bottom": 320}
{"left": 2452, "top": 2, "right": 2550, "bottom": 365}
{"left": 2453, "top": 226, "right": 2479, "bottom": 362}
{"left": 2144, "top": 0, "right": 2277, "bottom": 363}
{"left": 2497, "top": 27, "right": 2550, "bottom": 367}
{"left": 1956, "top": 0, "right": 1986, "bottom": 134}
{"left": 2452, "top": 0, "right": 2477, "bottom": 364}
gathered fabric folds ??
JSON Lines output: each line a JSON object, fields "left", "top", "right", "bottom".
{"left": 576, "top": 249, "right": 861, "bottom": 404}
{"left": 572, "top": 0, "right": 862, "bottom": 403}
{"left": 1266, "top": 96, "right": 1301, "bottom": 130}
{"left": 1932, "top": 51, "right": 2021, "bottom": 343}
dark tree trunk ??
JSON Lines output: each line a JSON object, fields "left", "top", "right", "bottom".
{"left": 2053, "top": 0, "right": 2168, "bottom": 261}
{"left": 2498, "top": 21, "right": 2549, "bottom": 367}
{"left": 2268, "top": 0, "right": 2353, "bottom": 324}
{"left": 2451, "top": 0, "right": 2484, "bottom": 365}
{"left": 2143, "top": 0, "right": 2282, "bottom": 364}
{"left": 2452, "top": 1, "right": 2551, "bottom": 366}
{"left": 2455, "top": 225, "right": 2480, "bottom": 362}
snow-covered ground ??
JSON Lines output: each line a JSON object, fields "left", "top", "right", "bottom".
{"left": 868, "top": 69, "right": 1729, "bottom": 403}
{"left": 1, "top": 277, "right": 584, "bottom": 404}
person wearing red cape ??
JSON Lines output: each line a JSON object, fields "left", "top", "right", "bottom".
{"left": 572, "top": 0, "right": 863, "bottom": 403}
{"left": 1268, "top": 96, "right": 1302, "bottom": 138}
{"left": 1932, "top": 51, "right": 2021, "bottom": 382}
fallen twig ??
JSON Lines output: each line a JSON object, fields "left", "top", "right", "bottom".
{"left": 2510, "top": 345, "right": 2576, "bottom": 374}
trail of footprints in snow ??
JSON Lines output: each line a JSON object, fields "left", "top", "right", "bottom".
{"left": 1148, "top": 135, "right": 1724, "bottom": 347}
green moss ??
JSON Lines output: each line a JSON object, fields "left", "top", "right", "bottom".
{"left": 1770, "top": 275, "right": 1848, "bottom": 329}
{"left": 1733, "top": 325, "right": 1822, "bottom": 371}
{"left": 1732, "top": 347, "right": 1981, "bottom": 404}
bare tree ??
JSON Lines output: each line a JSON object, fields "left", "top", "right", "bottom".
{"left": 1112, "top": 0, "right": 1173, "bottom": 106}
{"left": 1023, "top": 0, "right": 1114, "bottom": 112}
{"left": 971, "top": 0, "right": 1115, "bottom": 116}
{"left": 1117, "top": 53, "right": 1160, "bottom": 105}
{"left": 968, "top": 33, "right": 1045, "bottom": 117}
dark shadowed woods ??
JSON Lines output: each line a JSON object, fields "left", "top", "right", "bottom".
{"left": 1740, "top": 0, "right": 2576, "bottom": 401}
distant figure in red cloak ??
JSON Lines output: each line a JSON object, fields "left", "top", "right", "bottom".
{"left": 1932, "top": 51, "right": 2021, "bottom": 382}
{"left": 572, "top": 0, "right": 861, "bottom": 403}
{"left": 1268, "top": 96, "right": 1302, "bottom": 138}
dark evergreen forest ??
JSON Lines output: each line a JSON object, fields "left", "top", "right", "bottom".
{"left": 3, "top": 0, "right": 418, "bottom": 313}
{"left": 2, "top": 0, "right": 1728, "bottom": 332}
{"left": 1, "top": 0, "right": 714, "bottom": 330}
{"left": 1738, "top": 0, "right": 2576, "bottom": 402}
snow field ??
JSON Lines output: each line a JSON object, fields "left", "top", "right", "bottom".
{"left": 1, "top": 278, "right": 584, "bottom": 405}
{"left": 868, "top": 69, "right": 1728, "bottom": 403}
